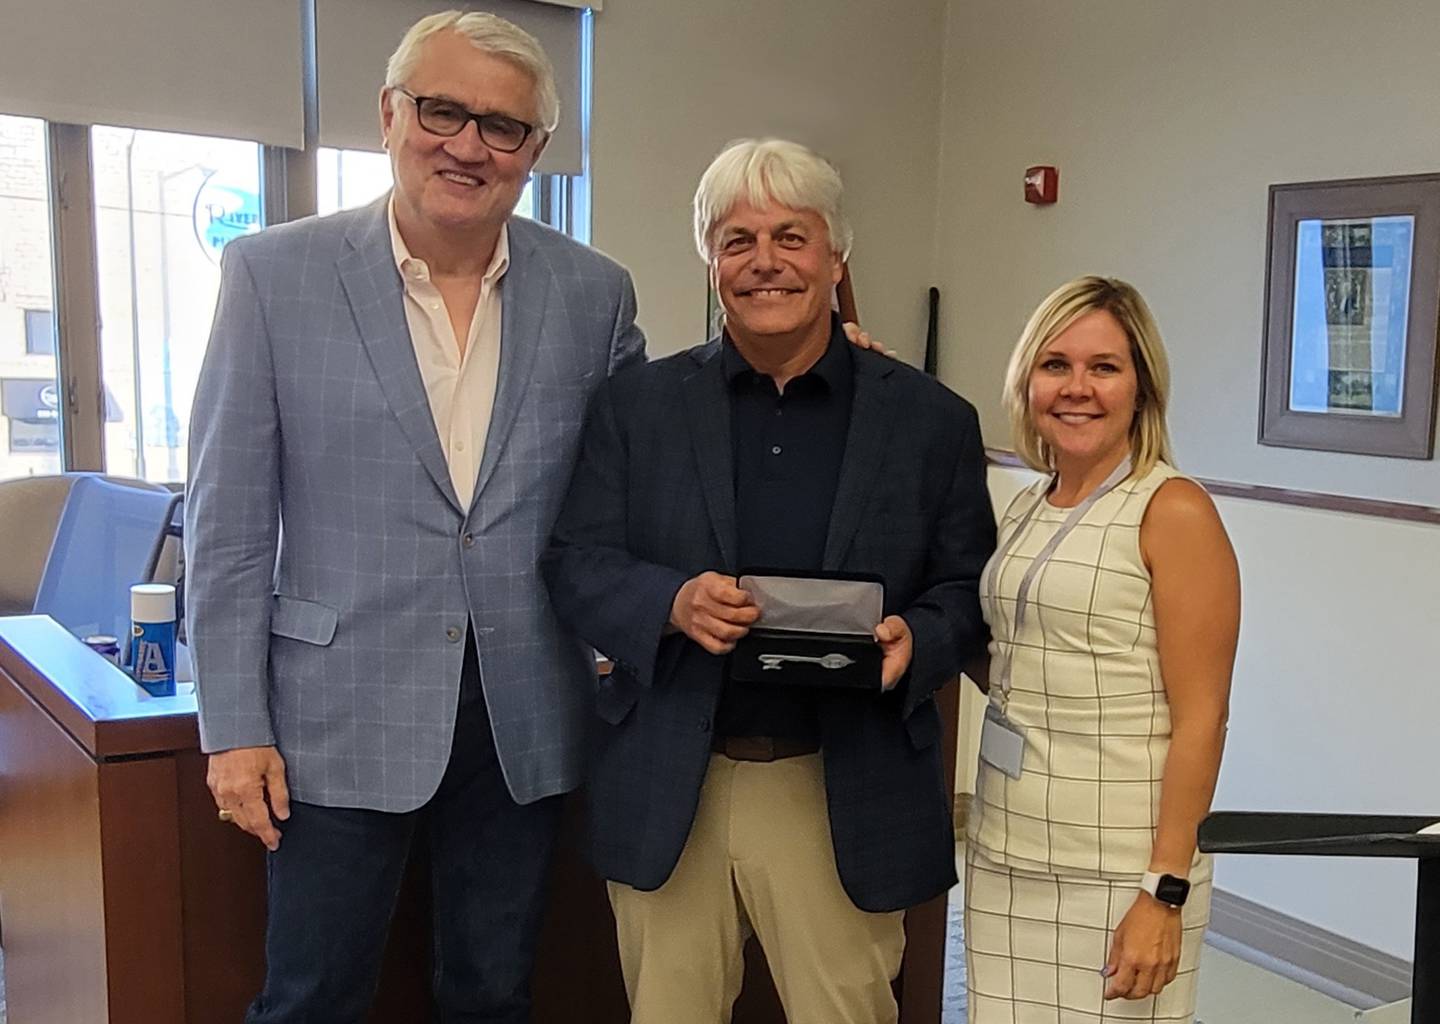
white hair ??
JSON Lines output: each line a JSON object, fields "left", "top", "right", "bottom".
{"left": 693, "top": 138, "right": 853, "bottom": 262}
{"left": 385, "top": 10, "right": 559, "bottom": 133}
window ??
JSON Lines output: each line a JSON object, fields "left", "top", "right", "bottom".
{"left": 316, "top": 147, "right": 538, "bottom": 221}
{"left": 316, "top": 147, "right": 394, "bottom": 215}
{"left": 0, "top": 114, "right": 63, "bottom": 477}
{"left": 2, "top": 10, "right": 592, "bottom": 484}
{"left": 24, "top": 308, "right": 55, "bottom": 356}
{"left": 90, "top": 126, "right": 263, "bottom": 483}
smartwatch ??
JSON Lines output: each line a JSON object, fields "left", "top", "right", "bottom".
{"left": 1140, "top": 871, "right": 1190, "bottom": 908}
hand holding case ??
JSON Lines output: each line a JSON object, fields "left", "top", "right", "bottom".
{"left": 729, "top": 571, "right": 884, "bottom": 690}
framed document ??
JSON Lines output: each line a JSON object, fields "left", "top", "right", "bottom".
{"left": 1259, "top": 174, "right": 1440, "bottom": 458}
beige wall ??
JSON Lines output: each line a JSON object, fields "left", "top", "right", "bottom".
{"left": 1214, "top": 491, "right": 1438, "bottom": 960}
{"left": 933, "top": 0, "right": 1440, "bottom": 505}
{"left": 590, "top": 0, "right": 948, "bottom": 359}
{"left": 935, "top": 0, "right": 1440, "bottom": 961}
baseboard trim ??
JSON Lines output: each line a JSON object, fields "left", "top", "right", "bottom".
{"left": 1206, "top": 888, "right": 1413, "bottom": 1009}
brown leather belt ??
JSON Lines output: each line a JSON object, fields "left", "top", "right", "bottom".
{"left": 711, "top": 735, "right": 821, "bottom": 762}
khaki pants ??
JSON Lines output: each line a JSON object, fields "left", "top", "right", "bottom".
{"left": 608, "top": 753, "right": 906, "bottom": 1024}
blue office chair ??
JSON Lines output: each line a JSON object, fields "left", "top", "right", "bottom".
{"left": 32, "top": 474, "right": 183, "bottom": 646}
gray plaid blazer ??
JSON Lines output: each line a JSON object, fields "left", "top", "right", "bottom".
{"left": 542, "top": 341, "right": 996, "bottom": 912}
{"left": 185, "top": 197, "right": 644, "bottom": 811}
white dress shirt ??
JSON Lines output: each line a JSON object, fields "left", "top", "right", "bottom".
{"left": 388, "top": 198, "right": 508, "bottom": 509}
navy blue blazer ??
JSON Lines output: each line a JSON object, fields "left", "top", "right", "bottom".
{"left": 541, "top": 341, "right": 995, "bottom": 912}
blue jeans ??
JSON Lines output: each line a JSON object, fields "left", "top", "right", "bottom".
{"left": 245, "top": 635, "right": 564, "bottom": 1023}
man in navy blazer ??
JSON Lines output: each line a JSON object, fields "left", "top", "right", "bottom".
{"left": 543, "top": 139, "right": 996, "bottom": 1022}
{"left": 186, "top": 12, "right": 642, "bottom": 1022}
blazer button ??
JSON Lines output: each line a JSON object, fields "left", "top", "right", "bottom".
{"left": 462, "top": 533, "right": 475, "bottom": 548}
{"left": 698, "top": 716, "right": 711, "bottom": 732}
{"left": 446, "top": 626, "right": 462, "bottom": 642}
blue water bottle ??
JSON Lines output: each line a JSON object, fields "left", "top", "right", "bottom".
{"left": 129, "top": 583, "right": 177, "bottom": 697}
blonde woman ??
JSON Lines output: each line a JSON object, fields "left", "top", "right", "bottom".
{"left": 965, "top": 276, "right": 1240, "bottom": 1022}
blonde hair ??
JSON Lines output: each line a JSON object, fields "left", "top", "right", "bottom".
{"left": 693, "top": 138, "right": 852, "bottom": 261}
{"left": 1002, "top": 275, "right": 1174, "bottom": 477}
{"left": 385, "top": 11, "right": 559, "bottom": 132}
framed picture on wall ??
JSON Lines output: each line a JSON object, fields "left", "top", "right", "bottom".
{"left": 1259, "top": 173, "right": 1440, "bottom": 458}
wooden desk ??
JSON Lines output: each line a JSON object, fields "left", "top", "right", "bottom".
{"left": 0, "top": 615, "right": 955, "bottom": 1022}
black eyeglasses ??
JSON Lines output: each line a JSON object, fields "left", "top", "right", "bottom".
{"left": 392, "top": 86, "right": 536, "bottom": 153}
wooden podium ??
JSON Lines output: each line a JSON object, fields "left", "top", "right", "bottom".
{"left": 0, "top": 615, "right": 955, "bottom": 1023}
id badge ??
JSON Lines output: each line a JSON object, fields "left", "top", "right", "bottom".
{"left": 980, "top": 704, "right": 1026, "bottom": 780}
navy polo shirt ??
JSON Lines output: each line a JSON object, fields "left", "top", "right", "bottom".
{"left": 717, "top": 317, "right": 853, "bottom": 740}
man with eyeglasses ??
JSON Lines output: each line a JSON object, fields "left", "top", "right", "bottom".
{"left": 186, "top": 11, "right": 642, "bottom": 1022}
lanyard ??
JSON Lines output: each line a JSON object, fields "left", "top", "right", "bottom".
{"left": 988, "top": 457, "right": 1133, "bottom": 706}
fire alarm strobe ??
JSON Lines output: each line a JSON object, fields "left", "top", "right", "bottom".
{"left": 1024, "top": 165, "right": 1058, "bottom": 204}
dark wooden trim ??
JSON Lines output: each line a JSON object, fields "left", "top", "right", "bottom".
{"left": 99, "top": 756, "right": 188, "bottom": 1022}
{"left": 984, "top": 447, "right": 1440, "bottom": 525}
{"left": 1199, "top": 478, "right": 1440, "bottom": 526}
{"left": 0, "top": 660, "right": 112, "bottom": 1023}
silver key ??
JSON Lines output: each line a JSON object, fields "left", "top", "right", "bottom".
{"left": 758, "top": 652, "right": 855, "bottom": 671}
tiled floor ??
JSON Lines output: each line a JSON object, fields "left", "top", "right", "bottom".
{"left": 942, "top": 884, "right": 967, "bottom": 1022}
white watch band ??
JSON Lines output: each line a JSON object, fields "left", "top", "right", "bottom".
{"left": 1140, "top": 871, "right": 1188, "bottom": 904}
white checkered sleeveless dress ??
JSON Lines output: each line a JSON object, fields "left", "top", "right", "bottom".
{"left": 965, "top": 462, "right": 1212, "bottom": 1023}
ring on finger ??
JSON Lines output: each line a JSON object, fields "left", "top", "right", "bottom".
{"left": 217, "top": 808, "right": 235, "bottom": 823}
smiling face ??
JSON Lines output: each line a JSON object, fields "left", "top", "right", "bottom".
{"left": 380, "top": 30, "right": 546, "bottom": 243}
{"left": 1028, "top": 308, "right": 1140, "bottom": 471}
{"left": 709, "top": 198, "right": 843, "bottom": 345}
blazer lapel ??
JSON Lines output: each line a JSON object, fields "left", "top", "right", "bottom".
{"left": 471, "top": 224, "right": 548, "bottom": 510}
{"left": 823, "top": 353, "right": 899, "bottom": 569}
{"left": 682, "top": 343, "right": 738, "bottom": 569}
{"left": 337, "top": 199, "right": 463, "bottom": 514}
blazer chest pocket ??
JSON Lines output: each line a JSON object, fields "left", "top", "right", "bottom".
{"left": 270, "top": 595, "right": 339, "bottom": 646}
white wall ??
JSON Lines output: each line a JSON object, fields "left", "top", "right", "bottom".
{"left": 590, "top": 0, "right": 948, "bottom": 361}
{"left": 933, "top": 0, "right": 1440, "bottom": 506}
{"left": 936, "top": 0, "right": 1440, "bottom": 960}
{"left": 1214, "top": 493, "right": 1438, "bottom": 960}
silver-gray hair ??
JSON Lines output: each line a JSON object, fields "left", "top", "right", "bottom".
{"left": 385, "top": 10, "right": 559, "bottom": 133}
{"left": 693, "top": 139, "right": 853, "bottom": 262}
